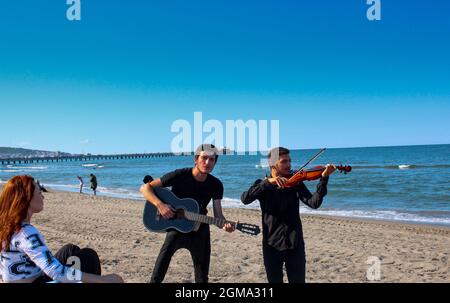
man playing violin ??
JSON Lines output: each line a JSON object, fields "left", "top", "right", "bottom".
{"left": 241, "top": 147, "right": 336, "bottom": 283}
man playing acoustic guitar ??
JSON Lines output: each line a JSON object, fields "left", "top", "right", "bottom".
{"left": 140, "top": 144, "right": 235, "bottom": 283}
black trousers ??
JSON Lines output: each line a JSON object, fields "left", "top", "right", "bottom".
{"left": 263, "top": 241, "right": 306, "bottom": 283}
{"left": 33, "top": 244, "right": 102, "bottom": 283}
{"left": 150, "top": 224, "right": 211, "bottom": 283}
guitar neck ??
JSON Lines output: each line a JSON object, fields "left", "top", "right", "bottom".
{"left": 184, "top": 211, "right": 228, "bottom": 227}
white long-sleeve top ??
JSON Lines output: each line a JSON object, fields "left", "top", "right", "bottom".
{"left": 0, "top": 223, "right": 82, "bottom": 283}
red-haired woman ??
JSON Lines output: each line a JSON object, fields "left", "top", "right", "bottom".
{"left": 0, "top": 175, "right": 123, "bottom": 283}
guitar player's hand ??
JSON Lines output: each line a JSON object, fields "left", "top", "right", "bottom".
{"left": 158, "top": 203, "right": 175, "bottom": 219}
{"left": 223, "top": 222, "right": 236, "bottom": 233}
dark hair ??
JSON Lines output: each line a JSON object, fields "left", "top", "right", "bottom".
{"left": 143, "top": 175, "right": 154, "bottom": 184}
{"left": 268, "top": 147, "right": 290, "bottom": 166}
{"left": 195, "top": 144, "right": 219, "bottom": 163}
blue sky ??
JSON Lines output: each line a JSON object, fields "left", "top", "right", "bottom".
{"left": 0, "top": 0, "right": 449, "bottom": 154}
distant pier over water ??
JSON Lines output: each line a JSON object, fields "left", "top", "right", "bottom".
{"left": 0, "top": 152, "right": 177, "bottom": 165}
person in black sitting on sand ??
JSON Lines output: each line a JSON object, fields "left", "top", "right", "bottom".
{"left": 241, "top": 147, "right": 336, "bottom": 283}
{"left": 36, "top": 180, "right": 48, "bottom": 193}
{"left": 143, "top": 175, "right": 154, "bottom": 184}
{"left": 140, "top": 144, "right": 235, "bottom": 283}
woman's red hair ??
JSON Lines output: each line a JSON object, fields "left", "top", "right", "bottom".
{"left": 0, "top": 175, "right": 35, "bottom": 251}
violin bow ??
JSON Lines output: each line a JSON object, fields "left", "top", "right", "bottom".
{"left": 296, "top": 148, "right": 327, "bottom": 172}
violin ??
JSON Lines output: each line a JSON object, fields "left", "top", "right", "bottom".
{"left": 284, "top": 165, "right": 352, "bottom": 188}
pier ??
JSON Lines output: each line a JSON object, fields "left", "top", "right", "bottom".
{"left": 0, "top": 152, "right": 176, "bottom": 165}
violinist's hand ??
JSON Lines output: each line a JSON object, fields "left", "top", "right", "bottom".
{"left": 322, "top": 164, "right": 337, "bottom": 178}
{"left": 268, "top": 177, "right": 289, "bottom": 189}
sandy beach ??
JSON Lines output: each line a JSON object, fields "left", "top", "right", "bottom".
{"left": 2, "top": 188, "right": 449, "bottom": 283}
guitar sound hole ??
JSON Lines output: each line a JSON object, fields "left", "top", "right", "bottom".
{"left": 175, "top": 209, "right": 185, "bottom": 220}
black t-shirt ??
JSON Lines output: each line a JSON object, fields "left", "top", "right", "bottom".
{"left": 160, "top": 168, "right": 224, "bottom": 215}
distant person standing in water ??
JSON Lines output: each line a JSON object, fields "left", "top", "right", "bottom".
{"left": 90, "top": 174, "right": 98, "bottom": 196}
{"left": 77, "top": 176, "right": 84, "bottom": 194}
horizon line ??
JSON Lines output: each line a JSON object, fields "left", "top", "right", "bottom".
{"left": 1, "top": 143, "right": 449, "bottom": 157}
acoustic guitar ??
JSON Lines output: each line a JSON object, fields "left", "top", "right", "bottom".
{"left": 143, "top": 187, "right": 260, "bottom": 236}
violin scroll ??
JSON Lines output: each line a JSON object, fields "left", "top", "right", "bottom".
{"left": 336, "top": 165, "right": 352, "bottom": 174}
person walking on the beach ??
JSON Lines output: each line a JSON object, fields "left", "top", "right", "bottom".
{"left": 0, "top": 175, "right": 124, "bottom": 283}
{"left": 77, "top": 176, "right": 84, "bottom": 194}
{"left": 90, "top": 174, "right": 97, "bottom": 196}
{"left": 140, "top": 144, "right": 235, "bottom": 283}
{"left": 241, "top": 147, "right": 336, "bottom": 283}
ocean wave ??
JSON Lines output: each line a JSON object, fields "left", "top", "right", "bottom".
{"left": 398, "top": 165, "right": 411, "bottom": 169}
{"left": 221, "top": 197, "right": 261, "bottom": 210}
{"left": 96, "top": 186, "right": 141, "bottom": 198}
{"left": 81, "top": 163, "right": 105, "bottom": 169}
{"left": 224, "top": 198, "right": 450, "bottom": 225}
{"left": 44, "top": 183, "right": 142, "bottom": 200}
{"left": 255, "top": 158, "right": 270, "bottom": 169}
{"left": 25, "top": 166, "right": 48, "bottom": 170}
{"left": 255, "top": 163, "right": 450, "bottom": 171}
{"left": 30, "top": 183, "right": 450, "bottom": 226}
{"left": 299, "top": 206, "right": 450, "bottom": 226}
{"left": 352, "top": 164, "right": 450, "bottom": 170}
{"left": 3, "top": 165, "right": 48, "bottom": 171}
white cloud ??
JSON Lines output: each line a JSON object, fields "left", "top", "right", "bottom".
{"left": 80, "top": 139, "right": 90, "bottom": 144}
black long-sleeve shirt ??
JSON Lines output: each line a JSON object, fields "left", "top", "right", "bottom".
{"left": 241, "top": 177, "right": 329, "bottom": 251}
